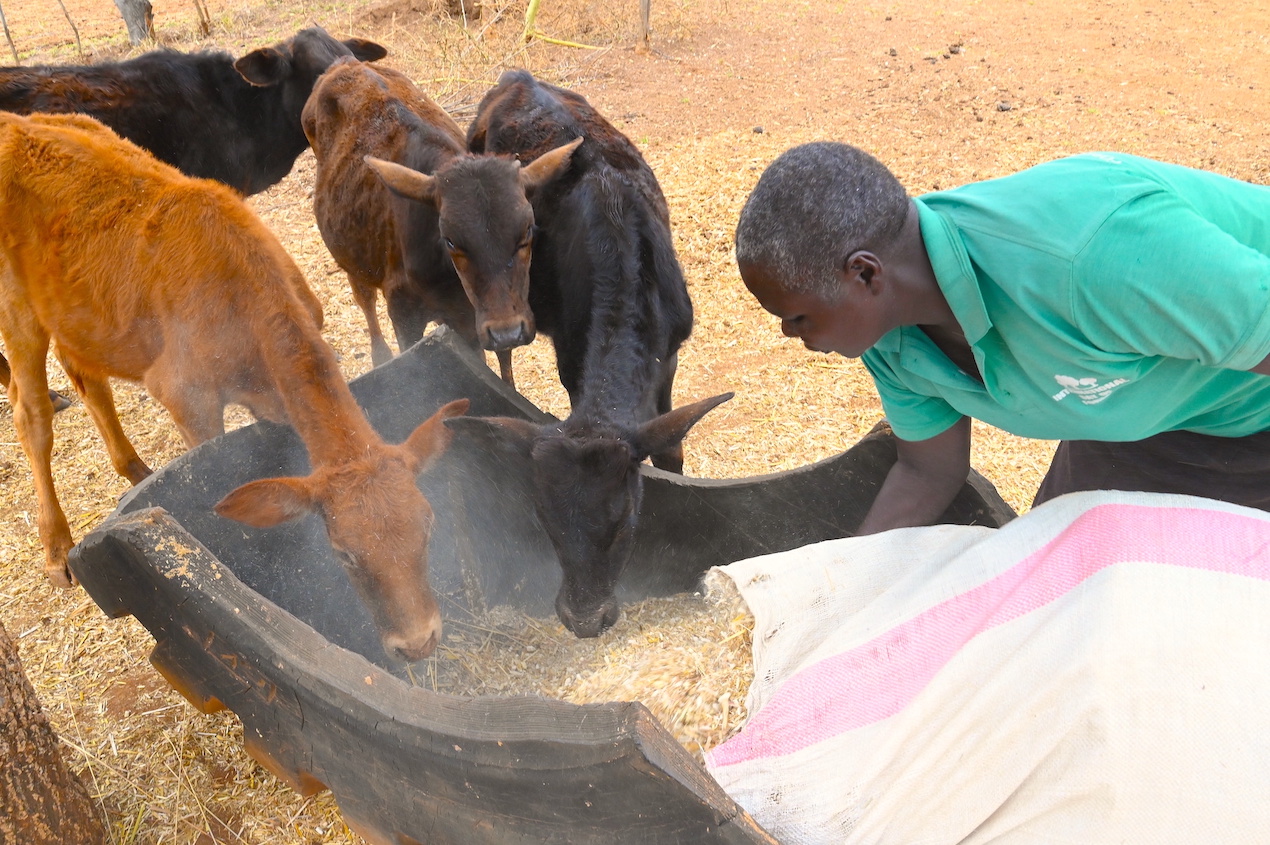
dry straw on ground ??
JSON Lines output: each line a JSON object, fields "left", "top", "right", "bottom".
{"left": 1, "top": 0, "right": 1266, "bottom": 840}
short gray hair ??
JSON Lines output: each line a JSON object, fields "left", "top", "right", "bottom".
{"left": 735, "top": 142, "right": 909, "bottom": 298}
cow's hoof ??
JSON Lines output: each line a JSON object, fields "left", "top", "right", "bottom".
{"left": 45, "top": 562, "right": 77, "bottom": 589}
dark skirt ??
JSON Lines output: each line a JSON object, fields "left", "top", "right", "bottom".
{"left": 1033, "top": 428, "right": 1270, "bottom": 511}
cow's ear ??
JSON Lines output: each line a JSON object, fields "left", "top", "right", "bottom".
{"left": 467, "top": 121, "right": 488, "bottom": 154}
{"left": 364, "top": 156, "right": 438, "bottom": 206}
{"left": 344, "top": 38, "right": 388, "bottom": 62}
{"left": 633, "top": 392, "right": 734, "bottom": 460}
{"left": 234, "top": 47, "right": 290, "bottom": 86}
{"left": 400, "top": 399, "right": 470, "bottom": 476}
{"left": 444, "top": 415, "right": 538, "bottom": 460}
{"left": 520, "top": 137, "right": 583, "bottom": 195}
{"left": 215, "top": 477, "right": 317, "bottom": 528}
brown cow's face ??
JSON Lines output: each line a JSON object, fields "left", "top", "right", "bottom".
{"left": 215, "top": 400, "right": 467, "bottom": 662}
{"left": 434, "top": 156, "right": 538, "bottom": 352}
{"left": 318, "top": 457, "right": 442, "bottom": 661}
{"left": 365, "top": 139, "right": 580, "bottom": 353}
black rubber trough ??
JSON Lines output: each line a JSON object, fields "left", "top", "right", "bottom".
{"left": 69, "top": 329, "right": 1015, "bottom": 845}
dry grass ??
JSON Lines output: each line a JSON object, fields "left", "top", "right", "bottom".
{"left": 418, "top": 583, "right": 755, "bottom": 762}
{"left": 1, "top": 0, "right": 1265, "bottom": 840}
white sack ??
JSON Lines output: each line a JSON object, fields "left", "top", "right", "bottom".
{"left": 704, "top": 491, "right": 1270, "bottom": 845}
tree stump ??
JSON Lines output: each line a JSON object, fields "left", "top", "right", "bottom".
{"left": 0, "top": 617, "right": 107, "bottom": 845}
{"left": 111, "top": 0, "right": 153, "bottom": 44}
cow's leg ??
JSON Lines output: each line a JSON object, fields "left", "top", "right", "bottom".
{"left": 1, "top": 350, "right": 71, "bottom": 411}
{"left": 6, "top": 334, "right": 76, "bottom": 586}
{"left": 495, "top": 349, "right": 516, "bottom": 391}
{"left": 349, "top": 274, "right": 394, "bottom": 367}
{"left": 649, "top": 352, "right": 684, "bottom": 473}
{"left": 240, "top": 390, "right": 288, "bottom": 426}
{"left": 144, "top": 368, "right": 226, "bottom": 448}
{"left": 552, "top": 333, "right": 587, "bottom": 408}
{"left": 56, "top": 352, "right": 151, "bottom": 484}
{"left": 385, "top": 286, "right": 433, "bottom": 358}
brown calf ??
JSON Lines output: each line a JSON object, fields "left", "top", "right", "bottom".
{"left": 0, "top": 112, "right": 465, "bottom": 661}
{"left": 302, "top": 58, "right": 579, "bottom": 385}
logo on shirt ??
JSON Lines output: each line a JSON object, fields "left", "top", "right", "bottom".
{"left": 1051, "top": 374, "right": 1130, "bottom": 405}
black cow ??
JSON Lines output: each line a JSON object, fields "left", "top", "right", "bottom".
{"left": 450, "top": 70, "right": 732, "bottom": 638}
{"left": 0, "top": 25, "right": 386, "bottom": 195}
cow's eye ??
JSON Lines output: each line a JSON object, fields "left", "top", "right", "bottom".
{"left": 333, "top": 547, "right": 359, "bottom": 570}
{"left": 444, "top": 237, "right": 457, "bottom": 251}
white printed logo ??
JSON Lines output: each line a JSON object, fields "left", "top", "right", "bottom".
{"left": 1085, "top": 153, "right": 1123, "bottom": 165}
{"left": 1051, "top": 374, "right": 1129, "bottom": 405}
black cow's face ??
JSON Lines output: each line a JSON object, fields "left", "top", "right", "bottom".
{"left": 233, "top": 26, "right": 387, "bottom": 101}
{"left": 530, "top": 431, "right": 642, "bottom": 637}
{"left": 445, "top": 392, "right": 733, "bottom": 639}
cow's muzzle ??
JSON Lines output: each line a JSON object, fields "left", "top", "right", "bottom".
{"left": 556, "top": 592, "right": 620, "bottom": 639}
{"left": 481, "top": 318, "right": 536, "bottom": 351}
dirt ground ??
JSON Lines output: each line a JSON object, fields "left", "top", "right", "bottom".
{"left": 0, "top": 0, "right": 1267, "bottom": 840}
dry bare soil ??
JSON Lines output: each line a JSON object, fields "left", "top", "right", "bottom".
{"left": 0, "top": 0, "right": 1267, "bottom": 840}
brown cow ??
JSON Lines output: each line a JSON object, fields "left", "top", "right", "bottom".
{"left": 302, "top": 58, "right": 579, "bottom": 385}
{"left": 0, "top": 112, "right": 465, "bottom": 661}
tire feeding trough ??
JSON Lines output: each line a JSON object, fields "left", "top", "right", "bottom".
{"left": 69, "top": 329, "right": 1015, "bottom": 845}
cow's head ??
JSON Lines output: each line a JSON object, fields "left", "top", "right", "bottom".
{"left": 234, "top": 25, "right": 387, "bottom": 114}
{"left": 364, "top": 137, "right": 582, "bottom": 353}
{"left": 447, "top": 393, "right": 732, "bottom": 637}
{"left": 214, "top": 399, "right": 468, "bottom": 662}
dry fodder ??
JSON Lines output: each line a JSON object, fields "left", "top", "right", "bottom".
{"left": 420, "top": 580, "right": 755, "bottom": 762}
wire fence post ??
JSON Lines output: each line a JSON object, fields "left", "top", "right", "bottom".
{"left": 55, "top": 0, "right": 83, "bottom": 58}
{"left": 0, "top": 0, "right": 19, "bottom": 65}
{"left": 192, "top": 0, "right": 211, "bottom": 37}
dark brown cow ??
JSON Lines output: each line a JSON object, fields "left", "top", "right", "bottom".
{"left": 0, "top": 26, "right": 386, "bottom": 195}
{"left": 302, "top": 58, "right": 579, "bottom": 384}
{"left": 450, "top": 70, "right": 732, "bottom": 638}
{"left": 0, "top": 112, "right": 464, "bottom": 662}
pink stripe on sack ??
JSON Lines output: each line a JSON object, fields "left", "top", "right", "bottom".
{"left": 707, "top": 504, "right": 1270, "bottom": 768}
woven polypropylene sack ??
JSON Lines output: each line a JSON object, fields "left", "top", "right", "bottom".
{"left": 705, "top": 490, "right": 1270, "bottom": 844}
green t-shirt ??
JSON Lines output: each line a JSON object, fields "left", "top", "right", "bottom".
{"left": 861, "top": 152, "right": 1270, "bottom": 442}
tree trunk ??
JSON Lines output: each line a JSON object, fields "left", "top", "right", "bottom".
{"left": 112, "top": 0, "right": 152, "bottom": 44}
{"left": 0, "top": 617, "right": 107, "bottom": 845}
